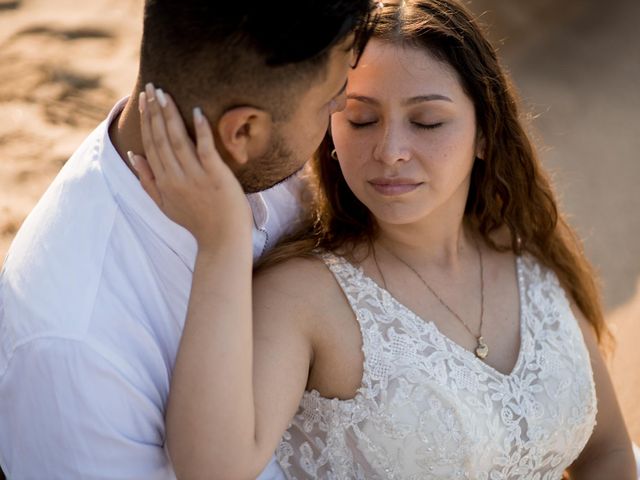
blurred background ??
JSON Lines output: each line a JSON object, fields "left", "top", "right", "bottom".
{"left": 0, "top": 0, "right": 639, "bottom": 441}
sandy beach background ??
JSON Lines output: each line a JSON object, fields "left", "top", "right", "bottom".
{"left": 1, "top": 0, "right": 639, "bottom": 446}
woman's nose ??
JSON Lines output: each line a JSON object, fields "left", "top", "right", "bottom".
{"left": 373, "top": 124, "right": 410, "bottom": 165}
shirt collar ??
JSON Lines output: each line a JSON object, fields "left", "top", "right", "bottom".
{"left": 246, "top": 192, "right": 269, "bottom": 231}
{"left": 98, "top": 98, "right": 273, "bottom": 268}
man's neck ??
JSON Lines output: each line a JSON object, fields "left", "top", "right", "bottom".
{"left": 108, "top": 91, "right": 144, "bottom": 177}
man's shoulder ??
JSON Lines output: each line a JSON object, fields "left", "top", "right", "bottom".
{"left": 0, "top": 123, "right": 123, "bottom": 346}
{"left": 6, "top": 121, "right": 118, "bottom": 259}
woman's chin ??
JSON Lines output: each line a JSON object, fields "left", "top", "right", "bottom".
{"left": 370, "top": 208, "right": 433, "bottom": 228}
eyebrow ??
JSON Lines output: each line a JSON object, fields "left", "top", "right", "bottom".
{"left": 346, "top": 93, "right": 453, "bottom": 105}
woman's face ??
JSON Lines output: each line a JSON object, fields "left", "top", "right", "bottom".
{"left": 331, "top": 39, "right": 482, "bottom": 227}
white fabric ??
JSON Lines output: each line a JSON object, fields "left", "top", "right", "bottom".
{"left": 0, "top": 98, "right": 299, "bottom": 479}
{"left": 277, "top": 252, "right": 598, "bottom": 479}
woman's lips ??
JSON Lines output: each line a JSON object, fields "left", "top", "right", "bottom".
{"left": 368, "top": 178, "right": 424, "bottom": 196}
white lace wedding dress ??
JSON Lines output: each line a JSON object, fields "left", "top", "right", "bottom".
{"left": 276, "top": 252, "right": 597, "bottom": 479}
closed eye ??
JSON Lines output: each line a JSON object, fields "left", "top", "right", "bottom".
{"left": 348, "top": 120, "right": 377, "bottom": 129}
{"left": 412, "top": 122, "right": 443, "bottom": 130}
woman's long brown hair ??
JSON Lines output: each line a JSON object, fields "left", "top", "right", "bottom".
{"left": 258, "top": 0, "right": 613, "bottom": 353}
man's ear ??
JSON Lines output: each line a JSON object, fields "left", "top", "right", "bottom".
{"left": 216, "top": 107, "right": 273, "bottom": 166}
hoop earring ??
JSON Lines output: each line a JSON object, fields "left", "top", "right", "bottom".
{"left": 330, "top": 149, "right": 338, "bottom": 160}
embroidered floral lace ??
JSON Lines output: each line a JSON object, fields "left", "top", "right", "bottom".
{"left": 276, "top": 252, "right": 597, "bottom": 479}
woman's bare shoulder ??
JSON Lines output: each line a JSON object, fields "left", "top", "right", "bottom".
{"left": 252, "top": 254, "right": 342, "bottom": 321}
{"left": 254, "top": 254, "right": 332, "bottom": 287}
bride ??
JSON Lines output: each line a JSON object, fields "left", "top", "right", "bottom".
{"left": 131, "top": 0, "right": 635, "bottom": 478}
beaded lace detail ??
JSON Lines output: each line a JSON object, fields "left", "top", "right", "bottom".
{"left": 276, "top": 252, "right": 597, "bottom": 479}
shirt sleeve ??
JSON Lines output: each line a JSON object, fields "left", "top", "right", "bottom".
{"left": 0, "top": 337, "right": 176, "bottom": 480}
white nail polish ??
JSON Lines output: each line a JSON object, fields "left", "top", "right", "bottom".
{"left": 127, "top": 151, "right": 137, "bottom": 168}
{"left": 193, "top": 107, "right": 203, "bottom": 124}
{"left": 156, "top": 88, "right": 167, "bottom": 107}
{"left": 138, "top": 92, "right": 146, "bottom": 113}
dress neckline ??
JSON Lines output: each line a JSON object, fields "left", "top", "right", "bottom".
{"left": 341, "top": 253, "right": 528, "bottom": 379}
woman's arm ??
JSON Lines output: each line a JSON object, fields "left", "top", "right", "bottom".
{"left": 565, "top": 304, "right": 636, "bottom": 479}
{"left": 132, "top": 85, "right": 314, "bottom": 479}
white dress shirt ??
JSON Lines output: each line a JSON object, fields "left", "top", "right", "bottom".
{"left": 0, "top": 99, "right": 301, "bottom": 479}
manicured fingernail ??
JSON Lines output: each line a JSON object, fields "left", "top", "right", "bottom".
{"left": 193, "top": 107, "right": 203, "bottom": 124}
{"left": 138, "top": 92, "right": 146, "bottom": 113}
{"left": 156, "top": 88, "right": 167, "bottom": 108}
{"left": 127, "top": 151, "right": 137, "bottom": 168}
{"left": 145, "top": 83, "right": 156, "bottom": 102}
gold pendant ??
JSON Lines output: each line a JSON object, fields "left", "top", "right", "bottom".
{"left": 475, "top": 336, "right": 489, "bottom": 359}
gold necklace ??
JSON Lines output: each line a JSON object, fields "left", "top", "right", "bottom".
{"left": 374, "top": 236, "right": 488, "bottom": 359}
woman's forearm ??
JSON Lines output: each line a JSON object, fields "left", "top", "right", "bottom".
{"left": 132, "top": 86, "right": 281, "bottom": 478}
{"left": 568, "top": 447, "right": 637, "bottom": 480}
{"left": 165, "top": 233, "right": 263, "bottom": 479}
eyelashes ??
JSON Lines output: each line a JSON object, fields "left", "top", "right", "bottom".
{"left": 348, "top": 120, "right": 376, "bottom": 129}
{"left": 347, "top": 120, "right": 444, "bottom": 130}
{"left": 412, "top": 122, "right": 443, "bottom": 130}
{"left": 411, "top": 122, "right": 443, "bottom": 130}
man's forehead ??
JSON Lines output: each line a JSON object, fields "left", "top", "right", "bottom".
{"left": 327, "top": 34, "right": 357, "bottom": 75}
{"left": 338, "top": 32, "right": 357, "bottom": 52}
{"left": 295, "top": 34, "right": 355, "bottom": 105}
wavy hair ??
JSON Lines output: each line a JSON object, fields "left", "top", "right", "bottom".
{"left": 258, "top": 0, "right": 612, "bottom": 353}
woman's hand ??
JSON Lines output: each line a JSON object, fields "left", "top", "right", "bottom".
{"left": 129, "top": 83, "right": 252, "bottom": 249}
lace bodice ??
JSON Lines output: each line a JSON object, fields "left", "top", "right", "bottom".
{"left": 276, "top": 252, "right": 597, "bottom": 479}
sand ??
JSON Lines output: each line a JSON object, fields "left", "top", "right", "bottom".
{"left": 0, "top": 0, "right": 142, "bottom": 258}
{"left": 1, "top": 0, "right": 639, "bottom": 444}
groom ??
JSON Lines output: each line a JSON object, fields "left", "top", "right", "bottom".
{"left": 0, "top": 1, "right": 372, "bottom": 478}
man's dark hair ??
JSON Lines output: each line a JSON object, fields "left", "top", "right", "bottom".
{"left": 140, "top": 0, "right": 374, "bottom": 125}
